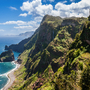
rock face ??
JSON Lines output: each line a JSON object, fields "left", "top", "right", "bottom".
{"left": 0, "top": 49, "right": 14, "bottom": 62}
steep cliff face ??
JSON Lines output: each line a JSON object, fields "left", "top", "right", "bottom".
{"left": 55, "top": 19, "right": 90, "bottom": 90}
{"left": 5, "top": 16, "right": 86, "bottom": 54}
{"left": 0, "top": 49, "right": 14, "bottom": 62}
{"left": 9, "top": 15, "right": 87, "bottom": 90}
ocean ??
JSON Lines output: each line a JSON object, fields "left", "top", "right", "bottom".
{"left": 0, "top": 36, "right": 26, "bottom": 89}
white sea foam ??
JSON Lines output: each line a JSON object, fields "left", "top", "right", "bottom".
{"left": 0, "top": 61, "right": 16, "bottom": 76}
{"left": 1, "top": 61, "right": 20, "bottom": 90}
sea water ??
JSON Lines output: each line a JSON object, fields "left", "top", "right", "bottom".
{"left": 0, "top": 36, "right": 26, "bottom": 89}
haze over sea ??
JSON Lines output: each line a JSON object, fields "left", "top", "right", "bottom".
{"left": 0, "top": 36, "right": 26, "bottom": 89}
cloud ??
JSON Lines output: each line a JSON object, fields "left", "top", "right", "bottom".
{"left": 14, "top": 25, "right": 32, "bottom": 29}
{"left": 55, "top": 0, "right": 90, "bottom": 17}
{"left": 0, "top": 20, "right": 40, "bottom": 26}
{"left": 19, "top": 13, "right": 28, "bottom": 17}
{"left": 35, "top": 4, "right": 53, "bottom": 16}
{"left": 20, "top": 0, "right": 41, "bottom": 12}
{"left": 0, "top": 29, "right": 5, "bottom": 32}
{"left": 34, "top": 16, "right": 43, "bottom": 22}
{"left": 0, "top": 20, "right": 26, "bottom": 25}
{"left": 1, "top": 0, "right": 90, "bottom": 36}
{"left": 0, "top": 20, "right": 40, "bottom": 33}
{"left": 9, "top": 6, "right": 17, "bottom": 10}
{"left": 20, "top": 0, "right": 53, "bottom": 17}
{"left": 20, "top": 0, "right": 90, "bottom": 18}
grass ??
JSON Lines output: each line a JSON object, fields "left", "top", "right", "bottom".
{"left": 81, "top": 53, "right": 90, "bottom": 59}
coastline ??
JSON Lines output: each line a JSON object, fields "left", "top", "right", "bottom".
{"left": 2, "top": 61, "right": 20, "bottom": 90}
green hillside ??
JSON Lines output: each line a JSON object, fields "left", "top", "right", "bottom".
{"left": 8, "top": 15, "right": 88, "bottom": 90}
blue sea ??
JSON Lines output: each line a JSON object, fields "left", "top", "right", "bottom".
{"left": 0, "top": 36, "right": 26, "bottom": 89}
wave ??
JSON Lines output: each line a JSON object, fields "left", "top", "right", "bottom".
{"left": 0, "top": 61, "right": 20, "bottom": 90}
{"left": 0, "top": 61, "right": 18, "bottom": 76}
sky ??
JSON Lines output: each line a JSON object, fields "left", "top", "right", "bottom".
{"left": 0, "top": 0, "right": 90, "bottom": 36}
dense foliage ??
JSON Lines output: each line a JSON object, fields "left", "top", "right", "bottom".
{"left": 8, "top": 15, "right": 89, "bottom": 90}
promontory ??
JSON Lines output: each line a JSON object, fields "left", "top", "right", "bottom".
{"left": 0, "top": 49, "right": 14, "bottom": 62}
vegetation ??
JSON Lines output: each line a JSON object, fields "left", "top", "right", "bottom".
{"left": 8, "top": 15, "right": 90, "bottom": 90}
{"left": 0, "top": 49, "right": 14, "bottom": 62}
{"left": 80, "top": 65, "right": 90, "bottom": 90}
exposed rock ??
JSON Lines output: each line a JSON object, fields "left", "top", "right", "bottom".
{"left": 17, "top": 59, "right": 22, "bottom": 64}
{"left": 0, "top": 49, "right": 14, "bottom": 62}
{"left": 61, "top": 19, "right": 79, "bottom": 26}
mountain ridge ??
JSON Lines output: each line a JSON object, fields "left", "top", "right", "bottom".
{"left": 6, "top": 15, "right": 89, "bottom": 90}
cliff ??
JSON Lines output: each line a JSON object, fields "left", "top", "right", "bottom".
{"left": 55, "top": 16, "right": 90, "bottom": 90}
{"left": 8, "top": 15, "right": 88, "bottom": 90}
{"left": 0, "top": 49, "right": 14, "bottom": 62}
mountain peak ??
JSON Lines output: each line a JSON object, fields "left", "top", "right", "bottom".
{"left": 41, "top": 14, "right": 62, "bottom": 24}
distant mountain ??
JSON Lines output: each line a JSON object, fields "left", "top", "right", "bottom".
{"left": 5, "top": 29, "right": 39, "bottom": 52}
{"left": 19, "top": 31, "right": 34, "bottom": 37}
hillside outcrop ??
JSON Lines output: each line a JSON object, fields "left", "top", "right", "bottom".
{"left": 0, "top": 49, "right": 14, "bottom": 62}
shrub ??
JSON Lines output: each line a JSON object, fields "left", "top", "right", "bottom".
{"left": 80, "top": 65, "right": 90, "bottom": 90}
{"left": 79, "top": 61, "right": 83, "bottom": 70}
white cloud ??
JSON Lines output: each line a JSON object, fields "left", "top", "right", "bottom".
{"left": 34, "top": 16, "right": 43, "bottom": 22}
{"left": 19, "top": 13, "right": 28, "bottom": 17}
{"left": 20, "top": 0, "right": 41, "bottom": 12}
{"left": 55, "top": 0, "right": 90, "bottom": 17}
{"left": 0, "top": 20, "right": 40, "bottom": 33}
{"left": 14, "top": 25, "right": 39, "bottom": 31}
{"left": 9, "top": 6, "right": 17, "bottom": 10}
{"left": 0, "top": 29, "right": 5, "bottom": 32}
{"left": 35, "top": 4, "right": 53, "bottom": 16}
{"left": 20, "top": 0, "right": 53, "bottom": 17}
{"left": 20, "top": 0, "right": 90, "bottom": 18}
{"left": 14, "top": 25, "right": 32, "bottom": 29}
{"left": 0, "top": 20, "right": 40, "bottom": 27}
{"left": 0, "top": 20, "right": 26, "bottom": 25}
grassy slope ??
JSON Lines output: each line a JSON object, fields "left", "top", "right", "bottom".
{"left": 9, "top": 15, "right": 87, "bottom": 90}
